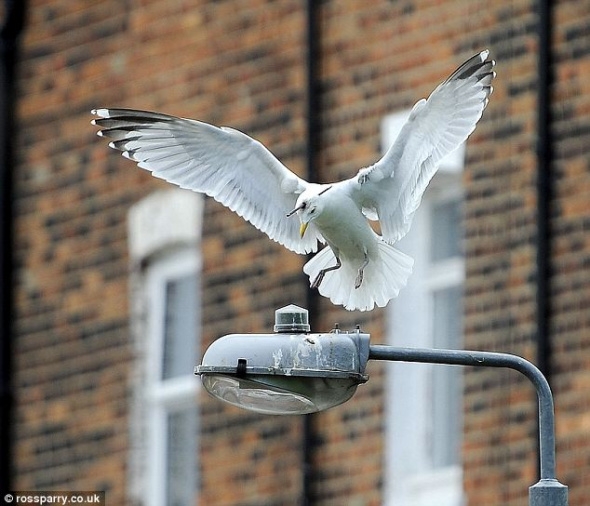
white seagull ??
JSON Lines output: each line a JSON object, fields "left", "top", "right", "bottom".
{"left": 92, "top": 50, "right": 495, "bottom": 311}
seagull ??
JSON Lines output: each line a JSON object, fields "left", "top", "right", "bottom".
{"left": 92, "top": 50, "right": 495, "bottom": 311}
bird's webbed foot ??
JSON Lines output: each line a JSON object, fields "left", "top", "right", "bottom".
{"left": 354, "top": 255, "right": 369, "bottom": 289}
{"left": 311, "top": 257, "right": 342, "bottom": 289}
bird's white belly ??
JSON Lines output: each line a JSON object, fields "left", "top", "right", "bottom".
{"left": 316, "top": 209, "right": 379, "bottom": 262}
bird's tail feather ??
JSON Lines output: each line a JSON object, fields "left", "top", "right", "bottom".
{"left": 303, "top": 241, "right": 414, "bottom": 311}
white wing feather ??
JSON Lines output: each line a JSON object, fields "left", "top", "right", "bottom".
{"left": 353, "top": 50, "right": 495, "bottom": 243}
{"left": 92, "top": 109, "right": 320, "bottom": 254}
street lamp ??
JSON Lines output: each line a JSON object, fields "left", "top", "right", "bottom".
{"left": 195, "top": 305, "right": 369, "bottom": 415}
{"left": 195, "top": 305, "right": 568, "bottom": 506}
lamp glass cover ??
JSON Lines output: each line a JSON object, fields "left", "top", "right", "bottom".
{"left": 201, "top": 374, "right": 317, "bottom": 415}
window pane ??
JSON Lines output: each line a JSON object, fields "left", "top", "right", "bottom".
{"left": 430, "top": 199, "right": 462, "bottom": 262}
{"left": 431, "top": 285, "right": 463, "bottom": 468}
{"left": 163, "top": 274, "right": 199, "bottom": 380}
{"left": 166, "top": 409, "right": 197, "bottom": 506}
{"left": 432, "top": 285, "right": 462, "bottom": 350}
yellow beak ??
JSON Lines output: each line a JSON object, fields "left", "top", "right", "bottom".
{"left": 299, "top": 222, "right": 309, "bottom": 238}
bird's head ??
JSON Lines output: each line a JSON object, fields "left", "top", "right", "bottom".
{"left": 287, "top": 185, "right": 332, "bottom": 238}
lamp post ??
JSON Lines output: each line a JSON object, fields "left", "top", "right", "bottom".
{"left": 195, "top": 305, "right": 568, "bottom": 506}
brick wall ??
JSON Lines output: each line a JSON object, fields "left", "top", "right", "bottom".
{"left": 14, "top": 1, "right": 309, "bottom": 504}
{"left": 11, "top": 0, "right": 590, "bottom": 505}
{"left": 13, "top": 3, "right": 138, "bottom": 502}
{"left": 462, "top": 2, "right": 541, "bottom": 503}
{"left": 551, "top": 1, "right": 590, "bottom": 504}
{"left": 312, "top": 2, "right": 541, "bottom": 503}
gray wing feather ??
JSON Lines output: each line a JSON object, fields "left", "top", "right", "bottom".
{"left": 353, "top": 50, "right": 495, "bottom": 243}
{"left": 92, "top": 109, "right": 320, "bottom": 254}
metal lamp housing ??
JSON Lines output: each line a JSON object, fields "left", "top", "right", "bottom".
{"left": 195, "top": 305, "right": 370, "bottom": 415}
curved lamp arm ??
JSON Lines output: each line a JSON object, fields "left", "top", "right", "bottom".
{"left": 368, "top": 345, "right": 568, "bottom": 506}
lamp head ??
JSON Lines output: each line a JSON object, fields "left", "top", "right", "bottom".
{"left": 195, "top": 305, "right": 370, "bottom": 415}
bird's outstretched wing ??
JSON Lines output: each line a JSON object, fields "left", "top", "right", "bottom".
{"left": 92, "top": 108, "right": 321, "bottom": 254}
{"left": 353, "top": 50, "right": 495, "bottom": 243}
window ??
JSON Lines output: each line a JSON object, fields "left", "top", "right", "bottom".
{"left": 145, "top": 250, "right": 200, "bottom": 506}
{"left": 128, "top": 189, "right": 203, "bottom": 506}
{"left": 382, "top": 111, "right": 465, "bottom": 506}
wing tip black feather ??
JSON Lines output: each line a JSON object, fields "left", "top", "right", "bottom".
{"left": 446, "top": 49, "right": 496, "bottom": 84}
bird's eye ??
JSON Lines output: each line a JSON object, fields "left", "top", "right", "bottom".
{"left": 310, "top": 208, "right": 315, "bottom": 214}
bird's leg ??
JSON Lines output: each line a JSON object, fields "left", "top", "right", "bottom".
{"left": 311, "top": 257, "right": 342, "bottom": 289}
{"left": 355, "top": 254, "right": 369, "bottom": 289}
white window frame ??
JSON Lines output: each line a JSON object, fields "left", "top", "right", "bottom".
{"left": 127, "top": 189, "right": 203, "bottom": 506}
{"left": 145, "top": 249, "right": 200, "bottom": 506}
{"left": 382, "top": 111, "right": 466, "bottom": 506}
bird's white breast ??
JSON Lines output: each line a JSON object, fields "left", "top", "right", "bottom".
{"left": 314, "top": 185, "right": 379, "bottom": 261}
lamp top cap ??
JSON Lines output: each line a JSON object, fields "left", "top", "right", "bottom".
{"left": 274, "top": 304, "right": 310, "bottom": 333}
